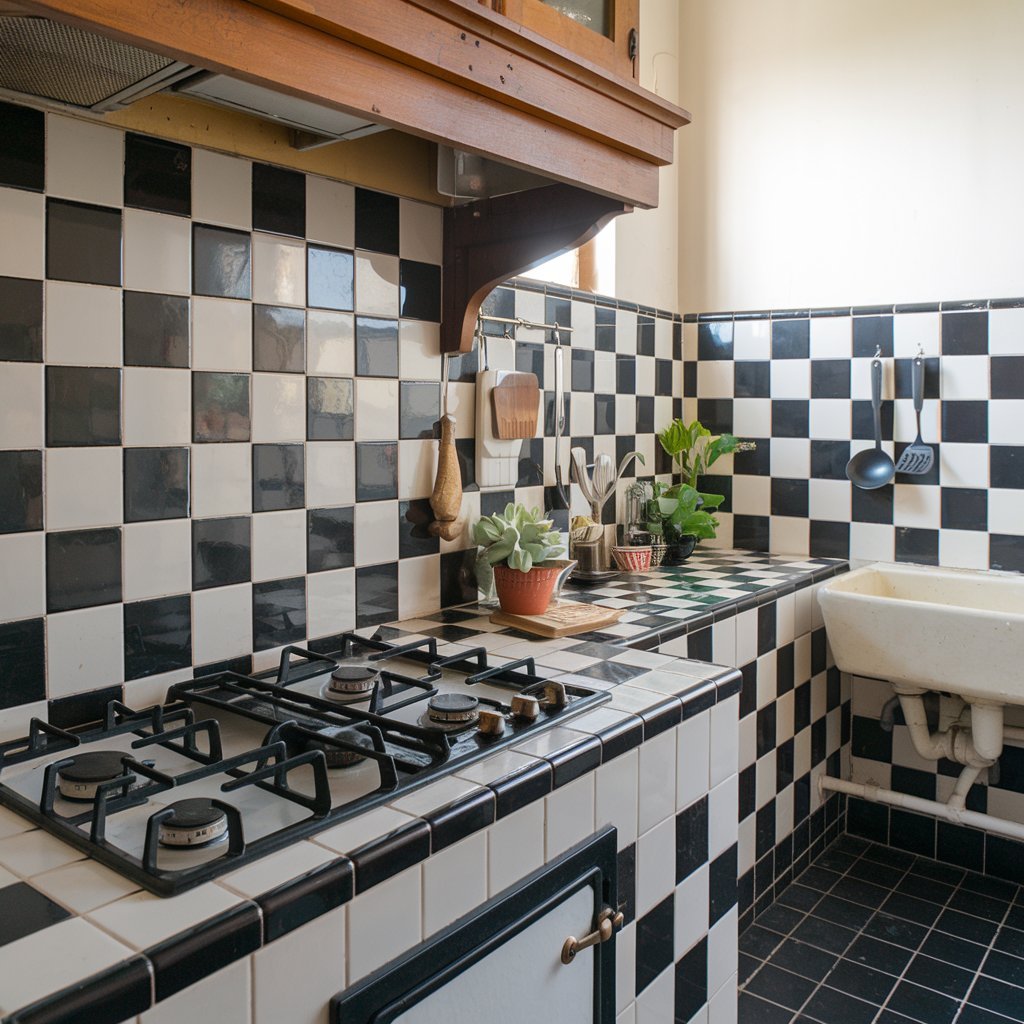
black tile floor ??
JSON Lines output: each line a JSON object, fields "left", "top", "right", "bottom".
{"left": 739, "top": 835, "right": 1024, "bottom": 1024}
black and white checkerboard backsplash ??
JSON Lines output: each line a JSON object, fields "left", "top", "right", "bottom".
{"left": 0, "top": 98, "right": 683, "bottom": 718}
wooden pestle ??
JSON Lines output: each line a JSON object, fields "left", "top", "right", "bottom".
{"left": 429, "top": 412, "right": 463, "bottom": 540}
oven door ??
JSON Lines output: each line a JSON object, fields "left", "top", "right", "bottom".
{"left": 333, "top": 828, "right": 618, "bottom": 1024}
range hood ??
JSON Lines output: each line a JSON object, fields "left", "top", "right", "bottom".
{"left": 0, "top": 9, "right": 383, "bottom": 145}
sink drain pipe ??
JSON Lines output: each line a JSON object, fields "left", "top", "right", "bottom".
{"left": 818, "top": 775, "right": 1024, "bottom": 842}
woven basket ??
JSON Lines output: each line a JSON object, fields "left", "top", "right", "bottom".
{"left": 611, "top": 546, "right": 652, "bottom": 573}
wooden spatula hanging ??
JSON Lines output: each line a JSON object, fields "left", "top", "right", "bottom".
{"left": 429, "top": 354, "right": 463, "bottom": 541}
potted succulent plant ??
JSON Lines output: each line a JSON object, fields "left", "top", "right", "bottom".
{"left": 473, "top": 503, "right": 566, "bottom": 615}
{"left": 644, "top": 482, "right": 726, "bottom": 565}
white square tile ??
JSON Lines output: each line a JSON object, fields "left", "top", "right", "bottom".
{"left": 398, "top": 555, "right": 440, "bottom": 619}
{"left": 732, "top": 474, "right": 770, "bottom": 516}
{"left": 755, "top": 654, "right": 777, "bottom": 710}
{"left": 989, "top": 308, "right": 1024, "bottom": 355}
{"left": 353, "top": 500, "right": 398, "bottom": 567}
{"left": 46, "top": 604, "right": 124, "bottom": 700}
{"left": 46, "top": 115, "right": 123, "bottom": 206}
{"left": 893, "top": 483, "right": 941, "bottom": 529}
{"left": 636, "top": 815, "right": 675, "bottom": 917}
{"left": 708, "top": 908, "right": 739, "bottom": 1001}
{"left": 220, "top": 841, "right": 334, "bottom": 899}
{"left": 143, "top": 960, "right": 250, "bottom": 1024}
{"left": 0, "top": 533, "right": 44, "bottom": 620}
{"left": 593, "top": 351, "right": 615, "bottom": 393}
{"left": 809, "top": 478, "right": 851, "bottom": 521}
{"left": 0, "top": 826, "right": 85, "bottom": 878}
{"left": 399, "top": 198, "right": 442, "bottom": 264}
{"left": 940, "top": 355, "right": 989, "bottom": 400}
{"left": 570, "top": 391, "right": 595, "bottom": 435}
{"left": 939, "top": 442, "right": 989, "bottom": 488}
{"left": 894, "top": 311, "right": 939, "bottom": 357}
{"left": 45, "top": 447, "right": 122, "bottom": 530}
{"left": 192, "top": 149, "right": 251, "bottom": 229}
{"left": 732, "top": 398, "right": 771, "bottom": 437}
{"left": 487, "top": 800, "right": 545, "bottom": 895}
{"left": 306, "top": 440, "right": 354, "bottom": 506}
{"left": 252, "top": 508, "right": 306, "bottom": 581}
{"left": 989, "top": 400, "right": 1024, "bottom": 444}
{"left": 771, "top": 437, "right": 810, "bottom": 478}
{"left": 44, "top": 281, "right": 121, "bottom": 365}
{"left": 123, "top": 519, "right": 191, "bottom": 601}
{"left": 849, "top": 522, "right": 895, "bottom": 563}
{"left": 123, "top": 209, "right": 191, "bottom": 294}
{"left": 306, "top": 175, "right": 354, "bottom": 248}
{"left": 545, "top": 773, "right": 595, "bottom": 860}
{"left": 423, "top": 832, "right": 486, "bottom": 936}
{"left": 192, "top": 296, "right": 252, "bottom": 371}
{"left": 314, "top": 804, "right": 416, "bottom": 857}
{"left": 355, "top": 378, "right": 399, "bottom": 440}
{"left": 595, "top": 749, "right": 639, "bottom": 850}
{"left": 252, "top": 372, "right": 305, "bottom": 442}
{"left": 809, "top": 397, "right": 851, "bottom": 439}
{"left": 399, "top": 319, "right": 441, "bottom": 379}
{"left": 988, "top": 489, "right": 1024, "bottom": 534}
{"left": 710, "top": 695, "right": 739, "bottom": 786}
{"left": 32, "top": 859, "right": 139, "bottom": 915}
{"left": 355, "top": 252, "right": 400, "bottom": 316}
{"left": 122, "top": 367, "right": 191, "bottom": 445}
{"left": 674, "top": 863, "right": 709, "bottom": 959}
{"left": 398, "top": 438, "right": 436, "bottom": 500}
{"left": 810, "top": 316, "right": 851, "bottom": 359}
{"left": 191, "top": 583, "right": 253, "bottom": 664}
{"left": 306, "top": 309, "right": 354, "bottom": 375}
{"left": 733, "top": 319, "right": 770, "bottom": 360}
{"left": 347, "top": 864, "right": 422, "bottom": 983}
{"left": 252, "top": 907, "right": 343, "bottom": 1024}
{"left": 708, "top": 775, "right": 738, "bottom": 858}
{"left": 637, "top": 727, "right": 675, "bottom": 834}
{"left": 771, "top": 358, "right": 811, "bottom": 399}
{"left": 698, "top": 360, "right": 734, "bottom": 399}
{"left": 307, "top": 567, "right": 355, "bottom": 639}
{"left": 713, "top": 615, "right": 736, "bottom": 666}
{"left": 0, "top": 188, "right": 43, "bottom": 278}
{"left": 636, "top": 355, "right": 655, "bottom": 395}
{"left": 0, "top": 362, "right": 43, "bottom": 447}
{"left": 191, "top": 442, "right": 251, "bottom": 518}
{"left": 252, "top": 232, "right": 305, "bottom": 307}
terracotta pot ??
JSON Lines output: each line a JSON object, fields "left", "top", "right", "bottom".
{"left": 493, "top": 564, "right": 560, "bottom": 615}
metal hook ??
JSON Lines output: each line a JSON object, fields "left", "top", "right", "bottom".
{"left": 874, "top": 344, "right": 883, "bottom": 359}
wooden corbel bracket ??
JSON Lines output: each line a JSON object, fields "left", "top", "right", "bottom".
{"left": 441, "top": 183, "right": 631, "bottom": 353}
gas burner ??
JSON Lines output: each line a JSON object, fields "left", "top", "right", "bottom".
{"left": 322, "top": 663, "right": 380, "bottom": 703}
{"left": 56, "top": 751, "right": 130, "bottom": 801}
{"left": 423, "top": 693, "right": 480, "bottom": 731}
{"left": 304, "top": 725, "right": 376, "bottom": 768}
{"left": 158, "top": 798, "right": 229, "bottom": 848}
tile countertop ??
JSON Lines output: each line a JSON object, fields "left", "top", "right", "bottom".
{"left": 0, "top": 549, "right": 846, "bottom": 1022}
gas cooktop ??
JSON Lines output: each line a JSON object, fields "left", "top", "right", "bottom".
{"left": 0, "top": 633, "right": 609, "bottom": 895}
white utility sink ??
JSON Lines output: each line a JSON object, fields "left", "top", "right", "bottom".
{"left": 818, "top": 562, "right": 1024, "bottom": 704}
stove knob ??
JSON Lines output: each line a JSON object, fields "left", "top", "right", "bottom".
{"left": 543, "top": 682, "right": 567, "bottom": 709}
{"left": 478, "top": 709, "right": 506, "bottom": 736}
{"left": 511, "top": 694, "right": 540, "bottom": 721}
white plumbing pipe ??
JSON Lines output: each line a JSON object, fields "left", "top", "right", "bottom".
{"left": 820, "top": 776, "right": 1024, "bottom": 843}
{"left": 895, "top": 692, "right": 1002, "bottom": 768}
{"left": 947, "top": 764, "right": 984, "bottom": 812}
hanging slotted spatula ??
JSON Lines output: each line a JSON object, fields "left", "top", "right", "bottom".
{"left": 894, "top": 353, "right": 934, "bottom": 475}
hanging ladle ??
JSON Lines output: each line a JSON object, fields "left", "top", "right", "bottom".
{"left": 846, "top": 349, "right": 895, "bottom": 490}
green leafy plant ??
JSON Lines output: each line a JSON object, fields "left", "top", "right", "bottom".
{"left": 473, "top": 503, "right": 565, "bottom": 592}
{"left": 644, "top": 482, "right": 725, "bottom": 541}
{"left": 657, "top": 418, "right": 747, "bottom": 488}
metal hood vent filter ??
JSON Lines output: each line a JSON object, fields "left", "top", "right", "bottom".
{"left": 0, "top": 15, "right": 193, "bottom": 110}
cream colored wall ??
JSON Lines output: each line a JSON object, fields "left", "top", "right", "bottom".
{"left": 677, "top": 0, "right": 1024, "bottom": 313}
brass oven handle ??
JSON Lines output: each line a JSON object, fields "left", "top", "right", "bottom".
{"left": 560, "top": 908, "right": 624, "bottom": 965}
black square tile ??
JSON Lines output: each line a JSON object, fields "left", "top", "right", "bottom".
{"left": 447, "top": 345, "right": 479, "bottom": 384}
{"left": 770, "top": 939, "right": 838, "bottom": 982}
{"left": 0, "top": 882, "right": 70, "bottom": 948}
{"left": 0, "top": 449, "right": 42, "bottom": 533}
{"left": 124, "top": 594, "right": 192, "bottom": 679}
{"left": 895, "top": 527, "right": 938, "bottom": 565}
{"left": 253, "top": 577, "right": 306, "bottom": 650}
{"left": 355, "top": 188, "right": 399, "bottom": 254}
{"left": 852, "top": 399, "right": 894, "bottom": 441}
{"left": 192, "top": 372, "right": 251, "bottom": 442}
{"left": 736, "top": 360, "right": 770, "bottom": 398}
{"left": 192, "top": 224, "right": 251, "bottom": 299}
{"left": 594, "top": 393, "right": 615, "bottom": 434}
{"left": 355, "top": 442, "right": 397, "bottom": 501}
{"left": 811, "top": 360, "right": 851, "bottom": 399}
{"left": 941, "top": 400, "right": 988, "bottom": 443}
{"left": 614, "top": 353, "right": 634, "bottom": 394}
{"left": 845, "top": 934, "right": 913, "bottom": 976}
{"left": 398, "top": 498, "right": 439, "bottom": 558}
{"left": 991, "top": 355, "right": 1024, "bottom": 399}
{"left": 709, "top": 843, "right": 738, "bottom": 925}
{"left": 851, "top": 485, "right": 893, "bottom": 525}
{"left": 676, "top": 795, "right": 708, "bottom": 882}
{"left": 655, "top": 358, "right": 673, "bottom": 396}
{"left": 192, "top": 516, "right": 251, "bottom": 589}
{"left": 48, "top": 683, "right": 122, "bottom": 729}
{"left": 853, "top": 316, "right": 894, "bottom": 358}
{"left": 440, "top": 548, "right": 476, "bottom": 607}
{"left": 772, "top": 400, "right": 809, "bottom": 438}
{"left": 698, "top": 398, "right": 733, "bottom": 435}
{"left": 252, "top": 163, "right": 305, "bottom": 237}
{"left": 735, "top": 438, "right": 771, "bottom": 475}
{"left": 771, "top": 478, "right": 809, "bottom": 518}
{"left": 0, "top": 100, "right": 44, "bottom": 191}
{"left": 747, "top": 963, "right": 816, "bottom": 1011}
{"left": 991, "top": 446, "right": 1024, "bottom": 489}
{"left": 887, "top": 981, "right": 959, "bottom": 1024}
{"left": 253, "top": 305, "right": 305, "bottom": 373}
{"left": 894, "top": 356, "right": 940, "bottom": 399}
{"left": 124, "top": 291, "right": 189, "bottom": 367}
{"left": 636, "top": 314, "right": 655, "bottom": 356}
{"left": 46, "top": 366, "right": 121, "bottom": 447}
{"left": 123, "top": 447, "right": 189, "bottom": 522}
{"left": 738, "top": 993, "right": 792, "bottom": 1024}
{"left": 791, "top": 915, "right": 858, "bottom": 955}
{"left": 940, "top": 487, "right": 987, "bottom": 531}
{"left": 308, "top": 245, "right": 354, "bottom": 311}
{"left": 399, "top": 381, "right": 440, "bottom": 440}
{"left": 516, "top": 342, "right": 544, "bottom": 379}
{"left": 904, "top": 953, "right": 975, "bottom": 1000}
{"left": 253, "top": 444, "right": 304, "bottom": 511}
{"left": 399, "top": 260, "right": 441, "bottom": 322}
{"left": 734, "top": 514, "right": 770, "bottom": 551}
{"left": 356, "top": 563, "right": 398, "bottom": 627}
{"left": 307, "top": 377, "right": 354, "bottom": 441}
{"left": 804, "top": 985, "right": 878, "bottom": 1024}
{"left": 46, "top": 527, "right": 122, "bottom": 611}
{"left": 0, "top": 617, "right": 45, "bottom": 709}
{"left": 698, "top": 321, "right": 733, "bottom": 360}
{"left": 307, "top": 506, "right": 354, "bottom": 573}
{"left": 634, "top": 892, "right": 674, "bottom": 994}
{"left": 674, "top": 935, "right": 707, "bottom": 1021}
{"left": 47, "top": 199, "right": 121, "bottom": 286}
{"left": 982, "top": 950, "right": 1024, "bottom": 988}
{"left": 941, "top": 311, "right": 988, "bottom": 355}
{"left": 825, "top": 958, "right": 897, "bottom": 1005}
{"left": 124, "top": 133, "right": 191, "bottom": 216}
{"left": 355, "top": 317, "right": 399, "bottom": 377}
{"left": 990, "top": 534, "right": 1024, "bottom": 573}
{"left": 571, "top": 349, "right": 594, "bottom": 391}
{"left": 936, "top": 822, "right": 985, "bottom": 873}
{"left": 810, "top": 520, "right": 849, "bottom": 559}
{"left": 773, "top": 320, "right": 810, "bottom": 359}
{"left": 0, "top": 276, "right": 43, "bottom": 361}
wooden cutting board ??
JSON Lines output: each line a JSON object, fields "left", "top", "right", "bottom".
{"left": 489, "top": 601, "right": 623, "bottom": 638}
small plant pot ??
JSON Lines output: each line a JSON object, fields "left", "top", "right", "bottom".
{"left": 662, "top": 535, "right": 698, "bottom": 566}
{"left": 493, "top": 564, "right": 561, "bottom": 615}
{"left": 612, "top": 546, "right": 652, "bottom": 573}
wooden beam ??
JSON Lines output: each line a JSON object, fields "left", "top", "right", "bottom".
{"left": 442, "top": 184, "right": 630, "bottom": 353}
